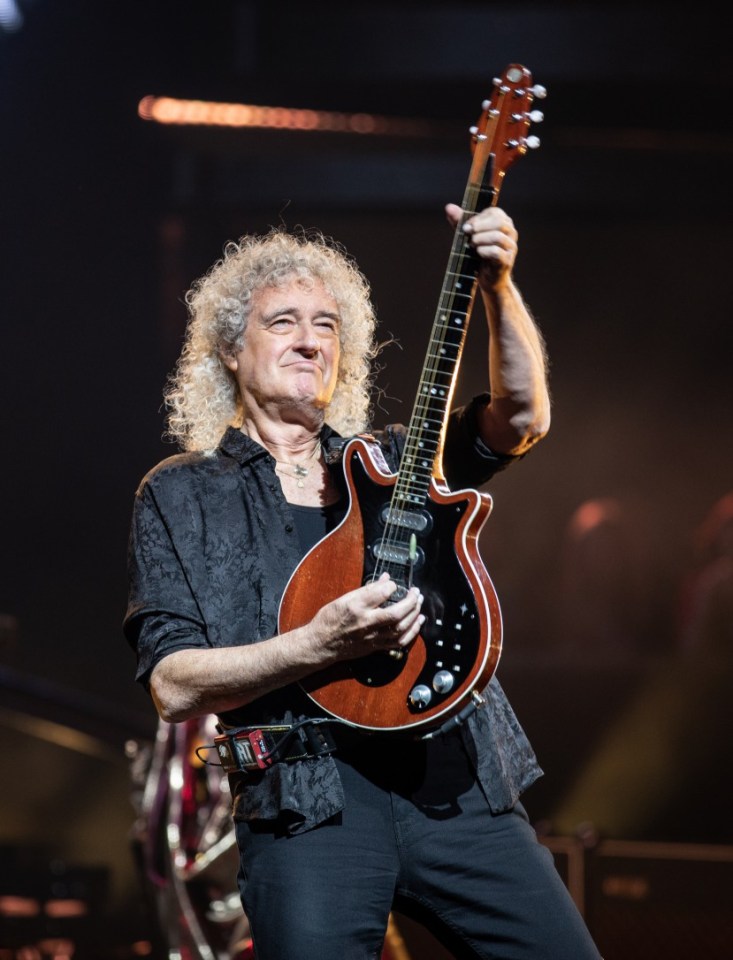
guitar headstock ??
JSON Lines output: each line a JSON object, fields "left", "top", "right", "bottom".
{"left": 469, "top": 63, "right": 546, "bottom": 201}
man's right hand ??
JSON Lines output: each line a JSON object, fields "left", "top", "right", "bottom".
{"left": 308, "top": 574, "right": 425, "bottom": 662}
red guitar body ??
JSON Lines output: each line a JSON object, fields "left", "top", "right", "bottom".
{"left": 278, "top": 436, "right": 502, "bottom": 731}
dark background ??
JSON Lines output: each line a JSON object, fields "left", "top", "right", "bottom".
{"left": 1, "top": 0, "right": 731, "bottom": 947}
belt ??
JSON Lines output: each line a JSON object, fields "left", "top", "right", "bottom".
{"left": 210, "top": 720, "right": 338, "bottom": 774}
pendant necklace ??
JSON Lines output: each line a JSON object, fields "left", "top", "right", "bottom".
{"left": 274, "top": 440, "right": 322, "bottom": 488}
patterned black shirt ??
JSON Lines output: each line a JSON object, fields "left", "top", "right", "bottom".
{"left": 124, "top": 395, "right": 542, "bottom": 833}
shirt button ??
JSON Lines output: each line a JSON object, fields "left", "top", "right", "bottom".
{"left": 285, "top": 524, "right": 294, "bottom": 533}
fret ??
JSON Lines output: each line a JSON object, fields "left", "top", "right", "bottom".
{"left": 441, "top": 274, "right": 473, "bottom": 284}
{"left": 445, "top": 268, "right": 478, "bottom": 280}
{"left": 419, "top": 364, "right": 456, "bottom": 377}
{"left": 407, "top": 424, "right": 442, "bottom": 436}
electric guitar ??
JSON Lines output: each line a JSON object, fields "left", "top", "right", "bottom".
{"left": 279, "top": 64, "right": 545, "bottom": 731}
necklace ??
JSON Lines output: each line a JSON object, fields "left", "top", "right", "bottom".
{"left": 274, "top": 440, "right": 322, "bottom": 488}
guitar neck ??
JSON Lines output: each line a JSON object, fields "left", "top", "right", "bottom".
{"left": 389, "top": 63, "right": 541, "bottom": 515}
{"left": 395, "top": 180, "right": 494, "bottom": 508}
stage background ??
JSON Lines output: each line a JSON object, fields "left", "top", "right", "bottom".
{"left": 1, "top": 2, "right": 731, "bottom": 956}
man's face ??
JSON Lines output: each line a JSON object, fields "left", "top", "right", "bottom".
{"left": 224, "top": 275, "right": 341, "bottom": 420}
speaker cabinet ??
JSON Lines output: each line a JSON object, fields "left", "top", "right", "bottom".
{"left": 588, "top": 839, "right": 733, "bottom": 960}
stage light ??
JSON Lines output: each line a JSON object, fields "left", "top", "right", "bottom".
{"left": 137, "top": 95, "right": 432, "bottom": 138}
{"left": 0, "top": 0, "right": 23, "bottom": 32}
{"left": 0, "top": 895, "right": 40, "bottom": 917}
{"left": 45, "top": 898, "right": 88, "bottom": 918}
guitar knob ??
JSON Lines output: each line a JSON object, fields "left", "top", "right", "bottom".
{"left": 524, "top": 135, "right": 541, "bottom": 149}
{"left": 529, "top": 84, "right": 547, "bottom": 99}
{"left": 409, "top": 685, "right": 432, "bottom": 709}
{"left": 528, "top": 110, "right": 544, "bottom": 123}
{"left": 433, "top": 670, "right": 455, "bottom": 694}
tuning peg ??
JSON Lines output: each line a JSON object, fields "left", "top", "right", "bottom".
{"left": 529, "top": 84, "right": 547, "bottom": 99}
{"left": 524, "top": 135, "right": 541, "bottom": 149}
{"left": 511, "top": 109, "right": 544, "bottom": 124}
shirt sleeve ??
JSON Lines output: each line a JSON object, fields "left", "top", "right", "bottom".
{"left": 123, "top": 481, "right": 209, "bottom": 689}
{"left": 441, "top": 392, "right": 523, "bottom": 490}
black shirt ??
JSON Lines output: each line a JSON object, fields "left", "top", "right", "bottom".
{"left": 124, "top": 396, "right": 542, "bottom": 833}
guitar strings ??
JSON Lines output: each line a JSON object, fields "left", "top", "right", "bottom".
{"left": 378, "top": 179, "right": 482, "bottom": 562}
{"left": 375, "top": 176, "right": 484, "bottom": 586}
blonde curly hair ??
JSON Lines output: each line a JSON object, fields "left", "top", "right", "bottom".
{"left": 164, "top": 227, "right": 379, "bottom": 452}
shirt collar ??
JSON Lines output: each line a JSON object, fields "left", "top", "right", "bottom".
{"left": 218, "top": 426, "right": 268, "bottom": 466}
{"left": 218, "top": 423, "right": 343, "bottom": 467}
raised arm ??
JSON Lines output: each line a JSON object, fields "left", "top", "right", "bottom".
{"left": 446, "top": 203, "right": 551, "bottom": 456}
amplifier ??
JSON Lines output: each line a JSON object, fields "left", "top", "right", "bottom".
{"left": 587, "top": 839, "right": 733, "bottom": 960}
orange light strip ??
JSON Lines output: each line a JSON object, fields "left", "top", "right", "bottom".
{"left": 0, "top": 895, "right": 40, "bottom": 917}
{"left": 138, "top": 95, "right": 432, "bottom": 137}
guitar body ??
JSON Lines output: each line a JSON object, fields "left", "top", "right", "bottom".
{"left": 278, "top": 436, "right": 502, "bottom": 731}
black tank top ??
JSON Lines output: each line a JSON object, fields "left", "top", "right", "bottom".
{"left": 289, "top": 500, "right": 347, "bottom": 556}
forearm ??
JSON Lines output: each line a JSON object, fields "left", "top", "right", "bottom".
{"left": 478, "top": 278, "right": 551, "bottom": 455}
{"left": 445, "top": 203, "right": 551, "bottom": 454}
{"left": 149, "top": 576, "right": 425, "bottom": 723}
{"left": 149, "top": 624, "right": 327, "bottom": 723}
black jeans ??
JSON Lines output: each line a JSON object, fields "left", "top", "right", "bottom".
{"left": 235, "top": 730, "right": 601, "bottom": 960}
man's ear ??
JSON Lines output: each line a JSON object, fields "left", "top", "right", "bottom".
{"left": 220, "top": 350, "right": 238, "bottom": 372}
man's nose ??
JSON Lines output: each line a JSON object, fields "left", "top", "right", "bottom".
{"left": 293, "top": 322, "right": 320, "bottom": 352}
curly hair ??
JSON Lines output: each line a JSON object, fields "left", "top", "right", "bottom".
{"left": 164, "top": 227, "right": 379, "bottom": 452}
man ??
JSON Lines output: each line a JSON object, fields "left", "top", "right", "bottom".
{"left": 125, "top": 204, "right": 601, "bottom": 959}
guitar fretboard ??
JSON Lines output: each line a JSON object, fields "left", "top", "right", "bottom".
{"left": 394, "top": 174, "right": 491, "bottom": 508}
